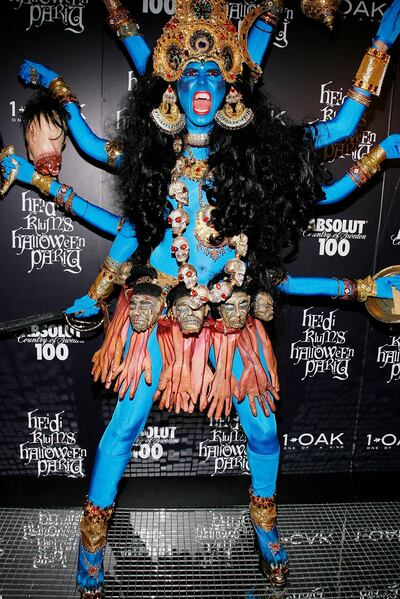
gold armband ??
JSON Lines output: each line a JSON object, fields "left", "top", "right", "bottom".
{"left": 105, "top": 140, "right": 123, "bottom": 168}
{"left": 353, "top": 47, "right": 390, "bottom": 96}
{"left": 48, "top": 77, "right": 80, "bottom": 106}
{"left": 346, "top": 86, "right": 371, "bottom": 108}
{"left": 346, "top": 145, "right": 386, "bottom": 187}
{"left": 32, "top": 172, "right": 54, "bottom": 197}
{"left": 105, "top": 2, "right": 140, "bottom": 40}
{"left": 88, "top": 257, "right": 131, "bottom": 301}
{"left": 355, "top": 275, "right": 377, "bottom": 302}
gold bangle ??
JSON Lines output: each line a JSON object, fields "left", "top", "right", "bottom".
{"left": 48, "top": 77, "right": 79, "bottom": 106}
{"left": 355, "top": 275, "right": 377, "bottom": 302}
{"left": 32, "top": 172, "right": 54, "bottom": 196}
{"left": 103, "top": 0, "right": 122, "bottom": 10}
{"left": 105, "top": 139, "right": 123, "bottom": 168}
{"left": 116, "top": 19, "right": 140, "bottom": 39}
{"left": 346, "top": 87, "right": 371, "bottom": 108}
{"left": 347, "top": 145, "right": 386, "bottom": 187}
{"left": 87, "top": 256, "right": 129, "bottom": 300}
{"left": 358, "top": 145, "right": 386, "bottom": 177}
{"left": 64, "top": 191, "right": 76, "bottom": 216}
{"left": 353, "top": 47, "right": 390, "bottom": 96}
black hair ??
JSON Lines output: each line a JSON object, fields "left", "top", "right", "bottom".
{"left": 21, "top": 90, "right": 67, "bottom": 140}
{"left": 126, "top": 264, "right": 162, "bottom": 297}
{"left": 165, "top": 283, "right": 191, "bottom": 312}
{"left": 116, "top": 64, "right": 325, "bottom": 295}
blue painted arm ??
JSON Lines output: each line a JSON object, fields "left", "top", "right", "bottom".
{"left": 373, "top": 0, "right": 400, "bottom": 49}
{"left": 1, "top": 152, "right": 123, "bottom": 236}
{"left": 121, "top": 35, "right": 151, "bottom": 76}
{"left": 319, "top": 174, "right": 358, "bottom": 205}
{"left": 65, "top": 220, "right": 138, "bottom": 317}
{"left": 309, "top": 0, "right": 400, "bottom": 149}
{"left": 317, "top": 134, "right": 400, "bottom": 205}
{"left": 247, "top": 19, "right": 274, "bottom": 67}
{"left": 312, "top": 90, "right": 370, "bottom": 150}
{"left": 278, "top": 274, "right": 400, "bottom": 299}
{"left": 19, "top": 60, "right": 120, "bottom": 166}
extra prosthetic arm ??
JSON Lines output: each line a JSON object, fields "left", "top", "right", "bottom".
{"left": 19, "top": 60, "right": 123, "bottom": 168}
{"left": 102, "top": 0, "right": 151, "bottom": 76}
{"left": 0, "top": 150, "right": 125, "bottom": 236}
{"left": 65, "top": 223, "right": 138, "bottom": 318}
{"left": 318, "top": 135, "right": 400, "bottom": 205}
{"left": 311, "top": 0, "right": 400, "bottom": 149}
{"left": 278, "top": 273, "right": 400, "bottom": 302}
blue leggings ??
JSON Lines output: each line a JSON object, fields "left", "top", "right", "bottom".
{"left": 89, "top": 326, "right": 280, "bottom": 508}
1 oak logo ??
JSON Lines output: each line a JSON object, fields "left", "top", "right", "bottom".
{"left": 283, "top": 432, "right": 345, "bottom": 450}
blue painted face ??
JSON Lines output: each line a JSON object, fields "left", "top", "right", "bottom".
{"left": 176, "top": 60, "right": 226, "bottom": 131}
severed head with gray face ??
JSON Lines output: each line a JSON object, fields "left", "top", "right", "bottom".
{"left": 129, "top": 273, "right": 163, "bottom": 332}
{"left": 252, "top": 291, "right": 274, "bottom": 322}
{"left": 218, "top": 290, "right": 250, "bottom": 329}
{"left": 169, "top": 285, "right": 208, "bottom": 335}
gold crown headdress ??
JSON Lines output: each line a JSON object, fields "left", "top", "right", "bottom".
{"left": 153, "top": 0, "right": 284, "bottom": 83}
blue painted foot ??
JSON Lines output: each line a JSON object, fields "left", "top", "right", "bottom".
{"left": 254, "top": 522, "right": 289, "bottom": 588}
{"left": 76, "top": 540, "right": 105, "bottom": 598}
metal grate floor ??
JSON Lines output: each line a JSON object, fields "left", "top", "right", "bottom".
{"left": 0, "top": 503, "right": 399, "bottom": 599}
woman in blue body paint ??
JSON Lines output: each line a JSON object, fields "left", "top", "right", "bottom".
{"left": 2, "top": 1, "right": 400, "bottom": 596}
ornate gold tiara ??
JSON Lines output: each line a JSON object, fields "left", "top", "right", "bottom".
{"left": 153, "top": 0, "right": 283, "bottom": 83}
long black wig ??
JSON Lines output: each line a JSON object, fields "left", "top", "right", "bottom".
{"left": 115, "top": 63, "right": 325, "bottom": 295}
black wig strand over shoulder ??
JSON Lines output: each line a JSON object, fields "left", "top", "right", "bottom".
{"left": 114, "top": 65, "right": 176, "bottom": 260}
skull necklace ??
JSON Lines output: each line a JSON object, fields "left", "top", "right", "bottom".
{"left": 167, "top": 141, "right": 249, "bottom": 309}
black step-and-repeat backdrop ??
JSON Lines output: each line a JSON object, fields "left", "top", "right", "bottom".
{"left": 0, "top": 0, "right": 399, "bottom": 483}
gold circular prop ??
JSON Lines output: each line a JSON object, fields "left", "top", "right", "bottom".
{"left": 365, "top": 265, "right": 400, "bottom": 323}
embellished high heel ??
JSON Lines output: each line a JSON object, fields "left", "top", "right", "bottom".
{"left": 76, "top": 497, "right": 114, "bottom": 599}
{"left": 249, "top": 489, "right": 289, "bottom": 588}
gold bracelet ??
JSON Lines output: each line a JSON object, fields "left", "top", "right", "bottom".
{"left": 48, "top": 77, "right": 79, "bottom": 106}
{"left": 346, "top": 86, "right": 371, "bottom": 108}
{"left": 353, "top": 47, "right": 390, "bottom": 96}
{"left": 355, "top": 275, "right": 377, "bottom": 302}
{"left": 88, "top": 257, "right": 130, "bottom": 300}
{"left": 358, "top": 145, "right": 386, "bottom": 177}
{"left": 105, "top": 139, "right": 123, "bottom": 168}
{"left": 64, "top": 191, "right": 76, "bottom": 216}
{"left": 32, "top": 172, "right": 54, "bottom": 196}
{"left": 346, "top": 145, "right": 386, "bottom": 187}
{"left": 103, "top": 0, "right": 122, "bottom": 10}
{"left": 116, "top": 19, "right": 140, "bottom": 39}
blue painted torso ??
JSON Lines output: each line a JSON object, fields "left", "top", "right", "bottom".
{"left": 149, "top": 176, "right": 236, "bottom": 284}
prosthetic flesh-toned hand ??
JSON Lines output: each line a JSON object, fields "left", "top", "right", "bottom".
{"left": 112, "top": 329, "right": 153, "bottom": 399}
{"left": 153, "top": 321, "right": 196, "bottom": 413}
{"left": 190, "top": 325, "right": 213, "bottom": 411}
{"left": 237, "top": 323, "right": 278, "bottom": 418}
{"left": 91, "top": 289, "right": 132, "bottom": 384}
{"left": 206, "top": 330, "right": 239, "bottom": 420}
{"left": 254, "top": 318, "right": 280, "bottom": 392}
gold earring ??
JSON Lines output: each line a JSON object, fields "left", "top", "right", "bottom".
{"left": 151, "top": 85, "right": 186, "bottom": 135}
{"left": 215, "top": 86, "right": 254, "bottom": 130}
